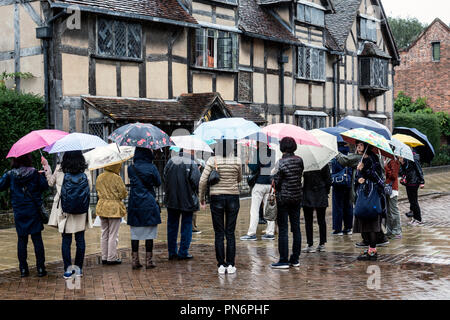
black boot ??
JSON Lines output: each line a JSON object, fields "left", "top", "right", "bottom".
{"left": 20, "top": 268, "right": 30, "bottom": 278}
{"left": 37, "top": 267, "right": 47, "bottom": 277}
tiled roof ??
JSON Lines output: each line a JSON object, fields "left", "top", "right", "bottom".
{"left": 50, "top": 0, "right": 198, "bottom": 25}
{"left": 358, "top": 41, "right": 392, "bottom": 59}
{"left": 82, "top": 93, "right": 266, "bottom": 124}
{"left": 239, "top": 0, "right": 300, "bottom": 45}
{"left": 325, "top": 0, "right": 362, "bottom": 51}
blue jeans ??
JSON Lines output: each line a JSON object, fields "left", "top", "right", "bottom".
{"left": 276, "top": 202, "right": 301, "bottom": 264}
{"left": 17, "top": 232, "right": 45, "bottom": 271}
{"left": 62, "top": 231, "right": 85, "bottom": 272}
{"left": 210, "top": 195, "right": 240, "bottom": 267}
{"left": 167, "top": 208, "right": 193, "bottom": 257}
{"left": 332, "top": 187, "right": 353, "bottom": 232}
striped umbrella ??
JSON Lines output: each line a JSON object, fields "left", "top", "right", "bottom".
{"left": 44, "top": 133, "right": 108, "bottom": 153}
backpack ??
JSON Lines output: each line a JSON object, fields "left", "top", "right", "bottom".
{"left": 60, "top": 172, "right": 90, "bottom": 214}
{"left": 331, "top": 167, "right": 352, "bottom": 187}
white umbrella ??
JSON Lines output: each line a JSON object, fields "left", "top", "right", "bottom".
{"left": 45, "top": 132, "right": 108, "bottom": 153}
{"left": 84, "top": 143, "right": 135, "bottom": 170}
{"left": 171, "top": 135, "right": 214, "bottom": 152}
{"left": 389, "top": 137, "right": 414, "bottom": 161}
{"left": 274, "top": 129, "right": 338, "bottom": 172}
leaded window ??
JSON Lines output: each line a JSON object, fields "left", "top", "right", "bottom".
{"left": 194, "top": 28, "right": 238, "bottom": 70}
{"left": 298, "top": 46, "right": 326, "bottom": 81}
{"left": 359, "top": 57, "right": 388, "bottom": 89}
{"left": 97, "top": 18, "right": 142, "bottom": 59}
{"left": 297, "top": 3, "right": 325, "bottom": 27}
{"left": 359, "top": 17, "right": 377, "bottom": 42}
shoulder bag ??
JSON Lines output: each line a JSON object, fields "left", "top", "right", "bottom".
{"left": 354, "top": 180, "right": 382, "bottom": 220}
{"left": 264, "top": 181, "right": 277, "bottom": 221}
{"left": 22, "top": 184, "right": 49, "bottom": 224}
{"left": 208, "top": 157, "right": 220, "bottom": 186}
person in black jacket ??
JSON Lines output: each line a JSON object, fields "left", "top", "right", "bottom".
{"left": 399, "top": 151, "right": 425, "bottom": 225}
{"left": 163, "top": 149, "right": 201, "bottom": 260}
{"left": 270, "top": 137, "right": 304, "bottom": 269}
{"left": 0, "top": 153, "right": 48, "bottom": 277}
{"left": 127, "top": 148, "right": 162, "bottom": 269}
{"left": 302, "top": 164, "right": 332, "bottom": 253}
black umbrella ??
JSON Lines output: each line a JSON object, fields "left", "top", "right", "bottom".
{"left": 109, "top": 123, "right": 174, "bottom": 150}
{"left": 393, "top": 127, "right": 435, "bottom": 163}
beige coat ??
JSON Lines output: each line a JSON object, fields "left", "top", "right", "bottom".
{"left": 95, "top": 163, "right": 127, "bottom": 218}
{"left": 44, "top": 164, "right": 93, "bottom": 234}
{"left": 199, "top": 155, "right": 242, "bottom": 200}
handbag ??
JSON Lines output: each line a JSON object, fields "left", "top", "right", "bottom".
{"left": 247, "top": 170, "right": 259, "bottom": 189}
{"left": 22, "top": 185, "right": 49, "bottom": 224}
{"left": 208, "top": 157, "right": 220, "bottom": 186}
{"left": 354, "top": 180, "right": 382, "bottom": 220}
{"left": 331, "top": 167, "right": 351, "bottom": 187}
{"left": 264, "top": 181, "right": 277, "bottom": 221}
{"left": 384, "top": 183, "right": 393, "bottom": 196}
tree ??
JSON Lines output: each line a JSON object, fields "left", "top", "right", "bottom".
{"left": 388, "top": 17, "right": 427, "bottom": 50}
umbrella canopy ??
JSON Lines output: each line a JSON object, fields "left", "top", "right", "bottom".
{"left": 109, "top": 122, "right": 174, "bottom": 150}
{"left": 389, "top": 138, "right": 414, "bottom": 161}
{"left": 341, "top": 128, "right": 394, "bottom": 158}
{"left": 337, "top": 115, "right": 391, "bottom": 140}
{"left": 170, "top": 135, "right": 213, "bottom": 153}
{"left": 393, "top": 127, "right": 435, "bottom": 163}
{"left": 261, "top": 123, "right": 321, "bottom": 147}
{"left": 193, "top": 117, "right": 263, "bottom": 141}
{"left": 318, "top": 126, "right": 347, "bottom": 143}
{"left": 84, "top": 143, "right": 135, "bottom": 170}
{"left": 392, "top": 134, "right": 424, "bottom": 147}
{"left": 44, "top": 132, "right": 107, "bottom": 154}
{"left": 274, "top": 129, "right": 338, "bottom": 172}
{"left": 7, "top": 129, "right": 69, "bottom": 158}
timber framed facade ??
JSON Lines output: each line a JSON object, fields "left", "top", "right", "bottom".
{"left": 0, "top": 0, "right": 400, "bottom": 137}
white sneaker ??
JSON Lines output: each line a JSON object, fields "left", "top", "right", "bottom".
{"left": 226, "top": 265, "right": 236, "bottom": 274}
{"left": 218, "top": 265, "right": 227, "bottom": 274}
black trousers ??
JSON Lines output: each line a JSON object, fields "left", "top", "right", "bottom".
{"left": 406, "top": 186, "right": 421, "bottom": 222}
{"left": 17, "top": 232, "right": 45, "bottom": 271}
{"left": 303, "top": 207, "right": 327, "bottom": 246}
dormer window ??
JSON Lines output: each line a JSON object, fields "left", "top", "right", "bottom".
{"left": 359, "top": 17, "right": 377, "bottom": 42}
{"left": 296, "top": 2, "right": 325, "bottom": 27}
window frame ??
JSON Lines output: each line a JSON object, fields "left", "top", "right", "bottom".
{"left": 432, "top": 42, "right": 441, "bottom": 62}
{"left": 359, "top": 57, "right": 389, "bottom": 90}
{"left": 96, "top": 17, "right": 142, "bottom": 60}
{"left": 358, "top": 17, "right": 377, "bottom": 43}
{"left": 193, "top": 27, "right": 238, "bottom": 72}
{"left": 297, "top": 45, "right": 326, "bottom": 82}
{"left": 296, "top": 3, "right": 325, "bottom": 27}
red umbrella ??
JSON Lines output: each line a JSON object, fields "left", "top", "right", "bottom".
{"left": 6, "top": 129, "right": 69, "bottom": 158}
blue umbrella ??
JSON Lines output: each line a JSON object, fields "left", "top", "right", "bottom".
{"left": 337, "top": 115, "right": 391, "bottom": 140}
{"left": 319, "top": 126, "right": 347, "bottom": 143}
{"left": 193, "top": 117, "right": 264, "bottom": 141}
{"left": 45, "top": 133, "right": 108, "bottom": 153}
{"left": 393, "top": 127, "right": 435, "bottom": 163}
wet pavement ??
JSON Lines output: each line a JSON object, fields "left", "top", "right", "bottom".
{"left": 0, "top": 171, "right": 449, "bottom": 300}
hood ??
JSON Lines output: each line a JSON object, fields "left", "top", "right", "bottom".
{"left": 11, "top": 167, "right": 36, "bottom": 184}
{"left": 338, "top": 144, "right": 350, "bottom": 155}
{"left": 133, "top": 147, "right": 154, "bottom": 163}
{"left": 104, "top": 162, "right": 122, "bottom": 174}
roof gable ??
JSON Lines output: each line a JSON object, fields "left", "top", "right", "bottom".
{"left": 402, "top": 18, "right": 450, "bottom": 52}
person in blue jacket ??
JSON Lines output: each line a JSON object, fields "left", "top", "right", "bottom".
{"left": 127, "top": 147, "right": 162, "bottom": 269}
{"left": 0, "top": 153, "right": 48, "bottom": 277}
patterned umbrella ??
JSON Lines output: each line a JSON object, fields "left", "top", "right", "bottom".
{"left": 389, "top": 138, "right": 414, "bottom": 161}
{"left": 109, "top": 122, "right": 174, "bottom": 150}
{"left": 338, "top": 115, "right": 391, "bottom": 140}
{"left": 340, "top": 128, "right": 394, "bottom": 158}
{"left": 45, "top": 132, "right": 108, "bottom": 153}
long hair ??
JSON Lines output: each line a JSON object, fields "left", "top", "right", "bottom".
{"left": 61, "top": 150, "right": 87, "bottom": 174}
{"left": 11, "top": 153, "right": 33, "bottom": 169}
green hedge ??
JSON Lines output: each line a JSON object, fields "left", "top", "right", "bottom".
{"left": 0, "top": 88, "right": 46, "bottom": 210}
{"left": 393, "top": 112, "right": 441, "bottom": 152}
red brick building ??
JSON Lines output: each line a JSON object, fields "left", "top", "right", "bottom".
{"left": 394, "top": 18, "right": 449, "bottom": 114}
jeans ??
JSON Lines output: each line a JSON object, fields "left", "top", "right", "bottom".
{"left": 17, "top": 232, "right": 45, "bottom": 271}
{"left": 210, "top": 195, "right": 240, "bottom": 267}
{"left": 332, "top": 187, "right": 353, "bottom": 232}
{"left": 304, "top": 207, "right": 327, "bottom": 246}
{"left": 62, "top": 231, "right": 85, "bottom": 272}
{"left": 276, "top": 202, "right": 301, "bottom": 264}
{"left": 248, "top": 184, "right": 275, "bottom": 236}
{"left": 406, "top": 186, "right": 421, "bottom": 222}
{"left": 167, "top": 208, "right": 193, "bottom": 257}
{"left": 386, "top": 195, "right": 402, "bottom": 236}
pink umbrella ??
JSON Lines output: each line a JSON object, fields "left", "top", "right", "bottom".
{"left": 262, "top": 123, "right": 322, "bottom": 147}
{"left": 6, "top": 129, "right": 69, "bottom": 158}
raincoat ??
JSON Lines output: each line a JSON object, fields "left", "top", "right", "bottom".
{"left": 95, "top": 163, "right": 127, "bottom": 218}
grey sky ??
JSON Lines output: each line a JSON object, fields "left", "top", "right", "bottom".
{"left": 381, "top": 0, "right": 450, "bottom": 24}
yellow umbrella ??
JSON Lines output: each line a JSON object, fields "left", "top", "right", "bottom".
{"left": 392, "top": 134, "right": 424, "bottom": 147}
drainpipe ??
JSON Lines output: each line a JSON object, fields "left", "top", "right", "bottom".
{"left": 278, "top": 49, "right": 289, "bottom": 123}
{"left": 332, "top": 55, "right": 342, "bottom": 126}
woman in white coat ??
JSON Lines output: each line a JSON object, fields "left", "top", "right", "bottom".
{"left": 42, "top": 151, "right": 93, "bottom": 278}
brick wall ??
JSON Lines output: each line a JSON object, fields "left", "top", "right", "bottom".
{"left": 394, "top": 20, "right": 450, "bottom": 114}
